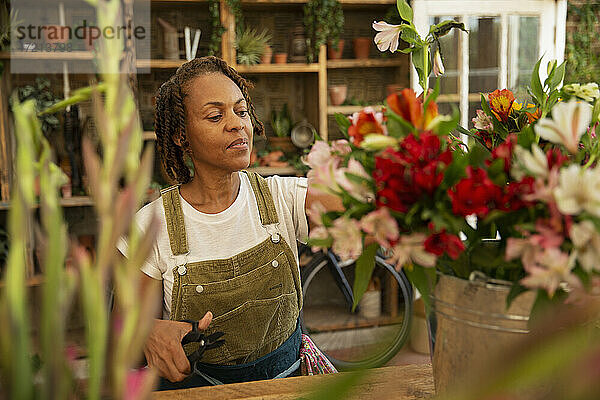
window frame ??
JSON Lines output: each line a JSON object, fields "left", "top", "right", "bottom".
{"left": 411, "top": 0, "right": 567, "bottom": 127}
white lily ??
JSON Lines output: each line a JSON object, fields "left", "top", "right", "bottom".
{"left": 512, "top": 144, "right": 548, "bottom": 180}
{"left": 372, "top": 21, "right": 401, "bottom": 53}
{"left": 534, "top": 99, "right": 592, "bottom": 154}
{"left": 570, "top": 220, "right": 600, "bottom": 273}
{"left": 553, "top": 164, "right": 600, "bottom": 217}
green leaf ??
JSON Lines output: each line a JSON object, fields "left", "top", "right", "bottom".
{"left": 396, "top": 0, "right": 413, "bottom": 24}
{"left": 398, "top": 47, "right": 415, "bottom": 54}
{"left": 441, "top": 150, "right": 468, "bottom": 187}
{"left": 479, "top": 93, "right": 496, "bottom": 121}
{"left": 352, "top": 243, "right": 379, "bottom": 312}
{"left": 436, "top": 105, "right": 460, "bottom": 136}
{"left": 592, "top": 98, "right": 600, "bottom": 124}
{"left": 529, "top": 57, "right": 544, "bottom": 106}
{"left": 400, "top": 24, "right": 420, "bottom": 45}
{"left": 429, "top": 20, "right": 467, "bottom": 40}
{"left": 467, "top": 141, "right": 490, "bottom": 167}
{"left": 334, "top": 112, "right": 351, "bottom": 138}
{"left": 506, "top": 282, "right": 529, "bottom": 309}
{"left": 385, "top": 109, "right": 416, "bottom": 137}
{"left": 403, "top": 264, "right": 436, "bottom": 313}
{"left": 547, "top": 60, "right": 566, "bottom": 92}
{"left": 517, "top": 125, "right": 536, "bottom": 149}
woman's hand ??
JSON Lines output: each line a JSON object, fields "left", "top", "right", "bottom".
{"left": 144, "top": 311, "right": 213, "bottom": 382}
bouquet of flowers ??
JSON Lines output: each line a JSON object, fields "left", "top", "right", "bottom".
{"left": 305, "top": 18, "right": 600, "bottom": 312}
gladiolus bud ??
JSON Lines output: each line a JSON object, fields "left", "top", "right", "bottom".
{"left": 433, "top": 49, "right": 445, "bottom": 77}
{"left": 547, "top": 60, "right": 557, "bottom": 76}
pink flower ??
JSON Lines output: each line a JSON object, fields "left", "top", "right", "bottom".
{"left": 125, "top": 368, "right": 155, "bottom": 400}
{"left": 334, "top": 159, "right": 374, "bottom": 202}
{"left": 329, "top": 217, "right": 363, "bottom": 261}
{"left": 331, "top": 139, "right": 352, "bottom": 155}
{"left": 308, "top": 226, "right": 331, "bottom": 254}
{"left": 307, "top": 159, "right": 341, "bottom": 195}
{"left": 306, "top": 201, "right": 327, "bottom": 227}
{"left": 472, "top": 110, "right": 494, "bottom": 133}
{"left": 520, "top": 247, "right": 577, "bottom": 297}
{"left": 305, "top": 140, "right": 333, "bottom": 169}
{"left": 387, "top": 233, "right": 437, "bottom": 269}
{"left": 360, "top": 208, "right": 399, "bottom": 248}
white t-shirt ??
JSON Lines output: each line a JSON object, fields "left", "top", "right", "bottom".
{"left": 117, "top": 172, "right": 309, "bottom": 319}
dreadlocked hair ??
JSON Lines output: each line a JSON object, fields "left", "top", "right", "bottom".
{"left": 154, "top": 56, "right": 264, "bottom": 184}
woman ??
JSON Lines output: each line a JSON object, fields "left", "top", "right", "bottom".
{"left": 117, "top": 56, "right": 340, "bottom": 389}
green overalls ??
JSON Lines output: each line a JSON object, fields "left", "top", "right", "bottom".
{"left": 158, "top": 171, "right": 304, "bottom": 388}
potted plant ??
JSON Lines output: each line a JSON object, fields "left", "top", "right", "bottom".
{"left": 304, "top": 0, "right": 344, "bottom": 63}
{"left": 12, "top": 77, "right": 61, "bottom": 139}
{"left": 270, "top": 103, "right": 296, "bottom": 153}
{"left": 303, "top": 0, "right": 600, "bottom": 393}
{"left": 235, "top": 27, "right": 272, "bottom": 65}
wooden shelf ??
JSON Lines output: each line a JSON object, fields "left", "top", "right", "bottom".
{"left": 235, "top": 63, "right": 319, "bottom": 73}
{"left": 328, "top": 104, "right": 384, "bottom": 114}
{"left": 0, "top": 196, "right": 95, "bottom": 210}
{"left": 136, "top": 59, "right": 185, "bottom": 69}
{"left": 240, "top": 0, "right": 396, "bottom": 3}
{"left": 0, "top": 51, "right": 94, "bottom": 61}
{"left": 327, "top": 58, "right": 404, "bottom": 69}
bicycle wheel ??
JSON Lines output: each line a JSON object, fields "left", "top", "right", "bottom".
{"left": 300, "top": 250, "right": 413, "bottom": 370}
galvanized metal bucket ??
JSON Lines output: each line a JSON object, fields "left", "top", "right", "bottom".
{"left": 429, "top": 273, "right": 535, "bottom": 393}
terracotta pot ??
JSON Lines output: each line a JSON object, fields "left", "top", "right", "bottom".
{"left": 268, "top": 137, "right": 297, "bottom": 153}
{"left": 353, "top": 37, "right": 371, "bottom": 59}
{"left": 327, "top": 39, "right": 345, "bottom": 60}
{"left": 44, "top": 25, "right": 70, "bottom": 44}
{"left": 261, "top": 45, "right": 273, "bottom": 64}
{"left": 274, "top": 53, "right": 288, "bottom": 64}
{"left": 328, "top": 85, "right": 347, "bottom": 106}
{"left": 386, "top": 83, "right": 403, "bottom": 96}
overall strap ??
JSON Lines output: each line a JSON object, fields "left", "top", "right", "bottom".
{"left": 243, "top": 171, "right": 279, "bottom": 225}
{"left": 160, "top": 185, "right": 188, "bottom": 256}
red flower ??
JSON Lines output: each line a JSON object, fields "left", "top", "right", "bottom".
{"left": 374, "top": 133, "right": 451, "bottom": 212}
{"left": 498, "top": 177, "right": 535, "bottom": 211}
{"left": 386, "top": 88, "right": 438, "bottom": 130}
{"left": 488, "top": 89, "right": 515, "bottom": 122}
{"left": 448, "top": 166, "right": 503, "bottom": 217}
{"left": 489, "top": 133, "right": 517, "bottom": 172}
{"left": 546, "top": 148, "right": 568, "bottom": 170}
{"left": 424, "top": 229, "right": 465, "bottom": 260}
{"left": 348, "top": 110, "right": 385, "bottom": 145}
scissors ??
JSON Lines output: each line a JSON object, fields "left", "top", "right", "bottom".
{"left": 180, "top": 319, "right": 225, "bottom": 366}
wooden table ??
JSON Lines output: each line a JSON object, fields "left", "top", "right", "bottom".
{"left": 153, "top": 364, "right": 434, "bottom": 399}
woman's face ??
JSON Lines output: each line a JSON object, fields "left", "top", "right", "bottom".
{"left": 182, "top": 72, "right": 254, "bottom": 174}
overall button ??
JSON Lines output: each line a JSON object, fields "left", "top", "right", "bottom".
{"left": 271, "top": 233, "right": 280, "bottom": 243}
{"left": 195, "top": 285, "right": 204, "bottom": 293}
{"left": 177, "top": 265, "right": 187, "bottom": 275}
{"left": 271, "top": 260, "right": 279, "bottom": 268}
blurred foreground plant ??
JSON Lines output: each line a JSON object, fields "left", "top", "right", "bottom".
{"left": 0, "top": 0, "right": 160, "bottom": 398}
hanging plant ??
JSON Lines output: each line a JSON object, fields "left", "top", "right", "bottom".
{"left": 207, "top": 0, "right": 244, "bottom": 57}
{"left": 303, "top": 0, "right": 344, "bottom": 63}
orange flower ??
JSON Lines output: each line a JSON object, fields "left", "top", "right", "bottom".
{"left": 386, "top": 88, "right": 438, "bottom": 130}
{"left": 525, "top": 108, "right": 542, "bottom": 124}
{"left": 488, "top": 89, "right": 515, "bottom": 122}
{"left": 348, "top": 109, "right": 385, "bottom": 145}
